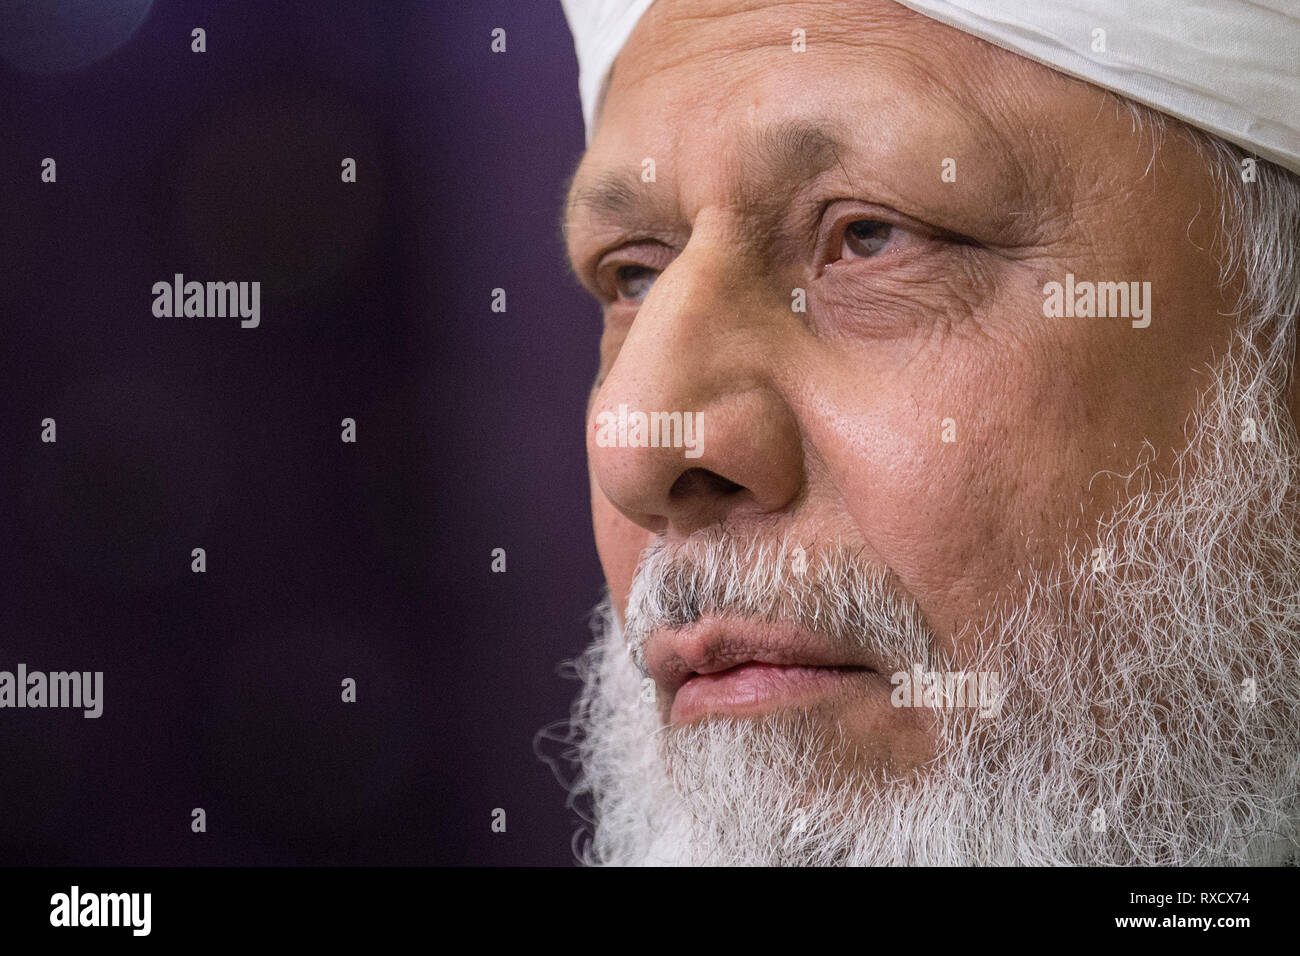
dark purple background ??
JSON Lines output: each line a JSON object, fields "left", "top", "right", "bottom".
{"left": 0, "top": 0, "right": 603, "bottom": 865}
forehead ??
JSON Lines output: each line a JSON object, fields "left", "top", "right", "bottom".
{"left": 610, "top": 0, "right": 997, "bottom": 96}
{"left": 564, "top": 0, "right": 1085, "bottom": 230}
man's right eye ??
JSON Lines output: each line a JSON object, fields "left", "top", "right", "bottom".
{"left": 613, "top": 265, "right": 659, "bottom": 303}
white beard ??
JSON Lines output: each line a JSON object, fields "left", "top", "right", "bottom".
{"left": 558, "top": 339, "right": 1300, "bottom": 866}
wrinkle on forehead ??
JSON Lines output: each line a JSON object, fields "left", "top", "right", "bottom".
{"left": 586, "top": 0, "right": 1110, "bottom": 241}
{"left": 603, "top": 0, "right": 1073, "bottom": 142}
{"left": 609, "top": 0, "right": 1037, "bottom": 96}
{"left": 601, "top": 0, "right": 927, "bottom": 139}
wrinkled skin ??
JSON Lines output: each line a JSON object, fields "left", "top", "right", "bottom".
{"left": 561, "top": 0, "right": 1278, "bottom": 769}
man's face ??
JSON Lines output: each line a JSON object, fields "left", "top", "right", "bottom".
{"left": 563, "top": 0, "right": 1235, "bottom": 760}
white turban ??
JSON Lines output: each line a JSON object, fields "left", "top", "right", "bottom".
{"left": 560, "top": 0, "right": 1300, "bottom": 176}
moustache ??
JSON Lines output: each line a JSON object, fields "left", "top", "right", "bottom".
{"left": 621, "top": 529, "right": 941, "bottom": 681}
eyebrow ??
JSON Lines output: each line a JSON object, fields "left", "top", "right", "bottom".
{"left": 734, "top": 121, "right": 851, "bottom": 208}
{"left": 560, "top": 119, "right": 854, "bottom": 257}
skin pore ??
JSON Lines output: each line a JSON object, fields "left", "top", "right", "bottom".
{"left": 561, "top": 0, "right": 1255, "bottom": 776}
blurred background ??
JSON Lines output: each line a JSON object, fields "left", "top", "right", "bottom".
{"left": 0, "top": 0, "right": 603, "bottom": 865}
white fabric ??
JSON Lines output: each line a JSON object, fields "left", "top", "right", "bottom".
{"left": 560, "top": 0, "right": 1300, "bottom": 175}
{"left": 560, "top": 0, "right": 655, "bottom": 140}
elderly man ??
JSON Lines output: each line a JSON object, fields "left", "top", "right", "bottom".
{"left": 555, "top": 0, "right": 1300, "bottom": 865}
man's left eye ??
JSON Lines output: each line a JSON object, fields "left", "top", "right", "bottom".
{"left": 840, "top": 219, "right": 893, "bottom": 260}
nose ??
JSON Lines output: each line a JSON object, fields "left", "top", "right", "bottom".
{"left": 586, "top": 234, "right": 803, "bottom": 537}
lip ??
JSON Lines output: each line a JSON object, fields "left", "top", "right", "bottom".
{"left": 645, "top": 615, "right": 887, "bottom": 723}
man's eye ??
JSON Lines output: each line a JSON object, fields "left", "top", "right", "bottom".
{"left": 613, "top": 265, "right": 659, "bottom": 302}
{"left": 840, "top": 219, "right": 893, "bottom": 260}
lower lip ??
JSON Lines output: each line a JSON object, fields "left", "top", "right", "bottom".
{"left": 670, "top": 663, "right": 874, "bottom": 723}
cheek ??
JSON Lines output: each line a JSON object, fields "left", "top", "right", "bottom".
{"left": 800, "top": 341, "right": 1076, "bottom": 640}
{"left": 590, "top": 469, "right": 648, "bottom": 621}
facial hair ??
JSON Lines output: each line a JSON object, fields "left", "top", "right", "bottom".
{"left": 558, "top": 340, "right": 1300, "bottom": 866}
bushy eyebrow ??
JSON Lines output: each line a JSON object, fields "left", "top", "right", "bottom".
{"left": 560, "top": 119, "right": 854, "bottom": 259}
{"left": 563, "top": 167, "right": 656, "bottom": 230}
{"left": 732, "top": 120, "right": 850, "bottom": 210}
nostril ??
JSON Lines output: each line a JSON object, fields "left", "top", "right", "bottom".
{"left": 669, "top": 467, "right": 744, "bottom": 501}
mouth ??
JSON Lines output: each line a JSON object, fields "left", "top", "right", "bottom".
{"left": 670, "top": 662, "right": 877, "bottom": 722}
{"left": 645, "top": 615, "right": 886, "bottom": 724}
